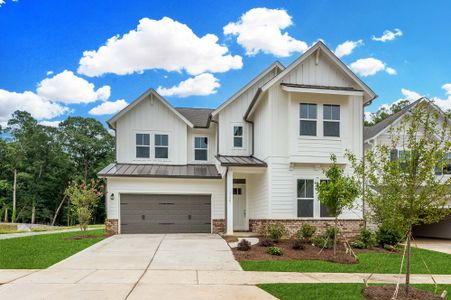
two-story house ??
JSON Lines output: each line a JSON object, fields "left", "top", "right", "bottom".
{"left": 364, "top": 98, "right": 451, "bottom": 239}
{"left": 99, "top": 42, "right": 377, "bottom": 237}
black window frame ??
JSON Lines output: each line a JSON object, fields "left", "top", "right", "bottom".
{"left": 299, "top": 103, "right": 317, "bottom": 136}
{"left": 297, "top": 179, "right": 314, "bottom": 218}
{"left": 323, "top": 104, "right": 340, "bottom": 137}
{"left": 194, "top": 136, "right": 208, "bottom": 161}
{"left": 233, "top": 125, "right": 243, "bottom": 148}
{"left": 154, "top": 134, "right": 169, "bottom": 159}
{"left": 136, "top": 133, "right": 150, "bottom": 158}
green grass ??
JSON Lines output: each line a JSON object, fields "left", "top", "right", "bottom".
{"left": 0, "top": 229, "right": 107, "bottom": 269}
{"left": 258, "top": 283, "right": 450, "bottom": 300}
{"left": 0, "top": 229, "right": 26, "bottom": 234}
{"left": 241, "top": 247, "right": 451, "bottom": 274}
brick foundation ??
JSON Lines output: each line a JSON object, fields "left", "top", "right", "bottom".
{"left": 105, "top": 219, "right": 118, "bottom": 235}
{"left": 249, "top": 219, "right": 364, "bottom": 240}
{"left": 212, "top": 219, "right": 225, "bottom": 234}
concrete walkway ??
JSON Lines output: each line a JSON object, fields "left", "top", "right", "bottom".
{"left": 0, "top": 227, "right": 100, "bottom": 240}
{"left": 1, "top": 234, "right": 450, "bottom": 299}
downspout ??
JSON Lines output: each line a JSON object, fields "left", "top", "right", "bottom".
{"left": 223, "top": 167, "right": 228, "bottom": 234}
{"left": 245, "top": 119, "right": 255, "bottom": 156}
{"left": 211, "top": 119, "right": 219, "bottom": 156}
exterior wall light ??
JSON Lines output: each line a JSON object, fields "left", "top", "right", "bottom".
{"left": 110, "top": 193, "right": 115, "bottom": 201}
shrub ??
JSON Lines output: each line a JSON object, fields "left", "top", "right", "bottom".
{"left": 376, "top": 223, "right": 403, "bottom": 247}
{"left": 325, "top": 226, "right": 340, "bottom": 240}
{"left": 266, "top": 223, "right": 286, "bottom": 242}
{"left": 267, "top": 246, "right": 283, "bottom": 256}
{"left": 313, "top": 235, "right": 332, "bottom": 249}
{"left": 356, "top": 228, "right": 377, "bottom": 248}
{"left": 295, "top": 223, "right": 316, "bottom": 242}
{"left": 237, "top": 239, "right": 251, "bottom": 251}
{"left": 350, "top": 240, "right": 366, "bottom": 249}
{"left": 292, "top": 239, "right": 304, "bottom": 250}
{"left": 259, "top": 239, "right": 274, "bottom": 247}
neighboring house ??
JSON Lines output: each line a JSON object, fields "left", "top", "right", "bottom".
{"left": 363, "top": 98, "right": 451, "bottom": 239}
{"left": 99, "top": 42, "right": 377, "bottom": 237}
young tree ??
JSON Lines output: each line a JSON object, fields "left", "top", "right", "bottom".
{"left": 316, "top": 154, "right": 359, "bottom": 256}
{"left": 352, "top": 101, "right": 450, "bottom": 294}
{"left": 64, "top": 180, "right": 104, "bottom": 231}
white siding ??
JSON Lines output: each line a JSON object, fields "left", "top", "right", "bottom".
{"left": 187, "top": 126, "right": 217, "bottom": 164}
{"left": 247, "top": 171, "right": 270, "bottom": 219}
{"left": 253, "top": 93, "right": 270, "bottom": 160}
{"left": 116, "top": 95, "right": 188, "bottom": 164}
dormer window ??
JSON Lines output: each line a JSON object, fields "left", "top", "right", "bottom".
{"left": 300, "top": 103, "right": 317, "bottom": 136}
{"left": 233, "top": 126, "right": 243, "bottom": 148}
{"left": 323, "top": 104, "right": 340, "bottom": 137}
{"left": 155, "top": 134, "right": 168, "bottom": 159}
{"left": 136, "top": 133, "right": 150, "bottom": 158}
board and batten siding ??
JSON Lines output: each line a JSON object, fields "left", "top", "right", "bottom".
{"left": 106, "top": 177, "right": 225, "bottom": 222}
{"left": 187, "top": 126, "right": 217, "bottom": 164}
{"left": 247, "top": 171, "right": 270, "bottom": 219}
{"left": 116, "top": 95, "right": 188, "bottom": 164}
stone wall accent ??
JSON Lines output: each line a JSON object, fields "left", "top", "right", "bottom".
{"left": 249, "top": 219, "right": 364, "bottom": 240}
{"left": 105, "top": 219, "right": 118, "bottom": 235}
{"left": 212, "top": 219, "right": 225, "bottom": 234}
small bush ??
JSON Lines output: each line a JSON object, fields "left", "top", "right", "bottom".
{"left": 266, "top": 223, "right": 286, "bottom": 242}
{"left": 237, "top": 239, "right": 251, "bottom": 251}
{"left": 325, "top": 226, "right": 340, "bottom": 240}
{"left": 313, "top": 235, "right": 332, "bottom": 249}
{"left": 377, "top": 224, "right": 403, "bottom": 247}
{"left": 292, "top": 239, "right": 304, "bottom": 250}
{"left": 267, "top": 246, "right": 283, "bottom": 256}
{"left": 295, "top": 223, "right": 316, "bottom": 242}
{"left": 350, "top": 240, "right": 366, "bottom": 249}
{"left": 259, "top": 239, "right": 274, "bottom": 247}
{"left": 353, "top": 228, "right": 377, "bottom": 248}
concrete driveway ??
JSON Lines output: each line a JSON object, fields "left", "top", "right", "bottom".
{"left": 0, "top": 234, "right": 275, "bottom": 300}
{"left": 413, "top": 238, "right": 451, "bottom": 254}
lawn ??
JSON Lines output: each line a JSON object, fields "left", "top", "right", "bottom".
{"left": 241, "top": 247, "right": 451, "bottom": 274}
{"left": 0, "top": 229, "right": 108, "bottom": 269}
{"left": 258, "top": 283, "right": 450, "bottom": 300}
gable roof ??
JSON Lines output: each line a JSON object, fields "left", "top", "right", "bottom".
{"left": 363, "top": 97, "right": 444, "bottom": 141}
{"left": 211, "top": 61, "right": 285, "bottom": 116}
{"left": 107, "top": 88, "right": 194, "bottom": 129}
{"left": 175, "top": 107, "right": 214, "bottom": 128}
{"left": 245, "top": 41, "right": 377, "bottom": 120}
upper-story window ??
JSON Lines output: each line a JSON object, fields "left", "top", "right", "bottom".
{"left": 136, "top": 133, "right": 150, "bottom": 158}
{"left": 299, "top": 103, "right": 317, "bottom": 136}
{"left": 155, "top": 134, "right": 168, "bottom": 159}
{"left": 297, "top": 179, "right": 314, "bottom": 217}
{"left": 194, "top": 136, "right": 208, "bottom": 161}
{"left": 323, "top": 104, "right": 340, "bottom": 137}
{"left": 233, "top": 126, "right": 243, "bottom": 148}
{"left": 435, "top": 152, "right": 451, "bottom": 175}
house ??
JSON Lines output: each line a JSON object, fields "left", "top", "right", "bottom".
{"left": 363, "top": 98, "right": 451, "bottom": 239}
{"left": 98, "top": 41, "right": 377, "bottom": 237}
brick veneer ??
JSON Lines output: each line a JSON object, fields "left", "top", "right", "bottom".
{"left": 105, "top": 219, "right": 118, "bottom": 235}
{"left": 212, "top": 219, "right": 225, "bottom": 234}
{"left": 249, "top": 219, "right": 364, "bottom": 239}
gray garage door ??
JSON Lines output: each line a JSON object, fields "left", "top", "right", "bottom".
{"left": 120, "top": 194, "right": 211, "bottom": 234}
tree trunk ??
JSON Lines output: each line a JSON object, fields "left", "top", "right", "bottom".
{"left": 405, "top": 229, "right": 412, "bottom": 296}
{"left": 333, "top": 216, "right": 338, "bottom": 257}
{"left": 67, "top": 197, "right": 70, "bottom": 226}
{"left": 51, "top": 195, "right": 67, "bottom": 226}
{"left": 3, "top": 207, "right": 8, "bottom": 222}
{"left": 31, "top": 201, "right": 36, "bottom": 224}
{"left": 12, "top": 168, "right": 17, "bottom": 222}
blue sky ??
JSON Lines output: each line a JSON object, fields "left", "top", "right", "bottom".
{"left": 1, "top": 0, "right": 450, "bottom": 127}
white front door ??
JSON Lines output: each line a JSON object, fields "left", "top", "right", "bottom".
{"left": 233, "top": 184, "right": 246, "bottom": 230}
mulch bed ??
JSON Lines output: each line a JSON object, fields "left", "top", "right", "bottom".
{"left": 64, "top": 234, "right": 112, "bottom": 240}
{"left": 363, "top": 285, "right": 443, "bottom": 300}
{"left": 233, "top": 239, "right": 393, "bottom": 264}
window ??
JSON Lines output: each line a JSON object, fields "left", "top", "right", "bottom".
{"left": 300, "top": 103, "right": 317, "bottom": 136}
{"left": 323, "top": 104, "right": 340, "bottom": 137}
{"left": 233, "top": 188, "right": 242, "bottom": 195}
{"left": 319, "top": 180, "right": 333, "bottom": 217}
{"left": 297, "top": 179, "right": 314, "bottom": 217}
{"left": 233, "top": 126, "right": 243, "bottom": 148}
{"left": 194, "top": 137, "right": 208, "bottom": 161}
{"left": 136, "top": 133, "right": 150, "bottom": 158}
{"left": 435, "top": 152, "right": 451, "bottom": 175}
{"left": 154, "top": 134, "right": 168, "bottom": 159}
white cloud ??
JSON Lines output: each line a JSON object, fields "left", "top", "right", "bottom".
{"left": 37, "top": 70, "right": 110, "bottom": 104}
{"left": 433, "top": 84, "right": 451, "bottom": 111}
{"left": 46, "top": 70, "right": 54, "bottom": 76}
{"left": 157, "top": 73, "right": 220, "bottom": 98}
{"left": 0, "top": 89, "right": 68, "bottom": 124}
{"left": 78, "top": 17, "right": 242, "bottom": 77}
{"left": 88, "top": 99, "right": 128, "bottom": 115}
{"left": 442, "top": 83, "right": 451, "bottom": 95}
{"left": 0, "top": 1, "right": 5, "bottom": 7}
{"left": 223, "top": 7, "right": 308, "bottom": 57}
{"left": 349, "top": 58, "right": 396, "bottom": 77}
{"left": 401, "top": 88, "right": 422, "bottom": 101}
{"left": 334, "top": 40, "right": 363, "bottom": 58}
{"left": 372, "top": 28, "right": 403, "bottom": 42}
{"left": 39, "top": 120, "right": 62, "bottom": 127}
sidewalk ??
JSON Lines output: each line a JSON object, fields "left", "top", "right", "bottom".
{"left": 0, "top": 227, "right": 100, "bottom": 240}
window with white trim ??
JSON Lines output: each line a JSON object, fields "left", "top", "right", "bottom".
{"left": 233, "top": 126, "right": 243, "bottom": 148}
{"left": 194, "top": 137, "right": 208, "bottom": 161}
{"left": 136, "top": 133, "right": 150, "bottom": 158}
{"left": 323, "top": 104, "right": 340, "bottom": 137}
{"left": 297, "top": 179, "right": 314, "bottom": 217}
{"left": 436, "top": 152, "right": 451, "bottom": 175}
{"left": 299, "top": 103, "right": 317, "bottom": 136}
{"left": 154, "top": 134, "right": 168, "bottom": 159}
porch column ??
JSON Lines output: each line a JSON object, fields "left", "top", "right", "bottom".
{"left": 226, "top": 170, "right": 234, "bottom": 235}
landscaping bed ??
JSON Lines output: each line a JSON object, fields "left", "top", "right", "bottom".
{"left": 363, "top": 285, "right": 444, "bottom": 300}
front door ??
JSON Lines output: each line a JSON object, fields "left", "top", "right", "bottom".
{"left": 233, "top": 184, "right": 246, "bottom": 230}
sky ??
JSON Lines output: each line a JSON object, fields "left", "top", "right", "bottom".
{"left": 1, "top": 0, "right": 450, "bottom": 128}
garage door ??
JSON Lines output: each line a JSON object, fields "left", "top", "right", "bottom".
{"left": 120, "top": 194, "right": 211, "bottom": 234}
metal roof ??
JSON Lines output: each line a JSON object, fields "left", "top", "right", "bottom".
{"left": 280, "top": 83, "right": 364, "bottom": 92}
{"left": 216, "top": 155, "right": 267, "bottom": 167}
{"left": 98, "top": 163, "right": 222, "bottom": 179}
{"left": 175, "top": 107, "right": 214, "bottom": 128}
